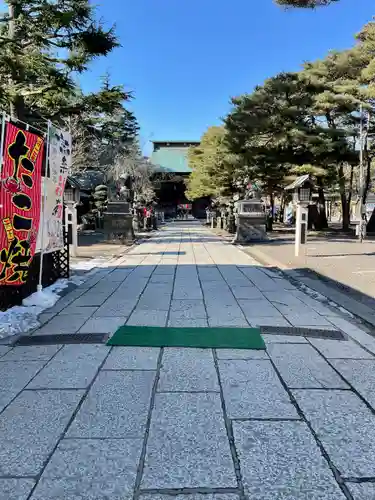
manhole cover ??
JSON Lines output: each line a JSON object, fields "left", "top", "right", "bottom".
{"left": 13, "top": 333, "right": 109, "bottom": 346}
{"left": 260, "top": 326, "right": 346, "bottom": 341}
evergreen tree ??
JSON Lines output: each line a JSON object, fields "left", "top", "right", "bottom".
{"left": 301, "top": 50, "right": 365, "bottom": 229}
{"left": 275, "top": 0, "right": 338, "bottom": 7}
{"left": 0, "top": 0, "right": 118, "bottom": 121}
{"left": 186, "top": 126, "right": 239, "bottom": 203}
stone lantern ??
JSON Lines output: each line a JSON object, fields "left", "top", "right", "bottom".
{"left": 285, "top": 174, "right": 313, "bottom": 206}
{"left": 232, "top": 191, "right": 267, "bottom": 243}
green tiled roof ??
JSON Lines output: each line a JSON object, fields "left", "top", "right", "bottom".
{"left": 150, "top": 148, "right": 192, "bottom": 173}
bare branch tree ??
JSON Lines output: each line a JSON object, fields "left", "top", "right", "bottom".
{"left": 107, "top": 144, "right": 156, "bottom": 203}
{"left": 67, "top": 114, "right": 104, "bottom": 174}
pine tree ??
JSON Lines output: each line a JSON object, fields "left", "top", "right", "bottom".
{"left": 275, "top": 0, "right": 338, "bottom": 7}
{"left": 0, "top": 0, "right": 118, "bottom": 121}
{"left": 301, "top": 50, "right": 365, "bottom": 230}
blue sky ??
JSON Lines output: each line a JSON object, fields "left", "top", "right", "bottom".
{"left": 2, "top": 0, "right": 374, "bottom": 152}
{"left": 84, "top": 0, "right": 374, "bottom": 152}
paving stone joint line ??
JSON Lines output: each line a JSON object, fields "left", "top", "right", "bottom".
{"left": 266, "top": 354, "right": 354, "bottom": 500}
{"left": 132, "top": 347, "right": 165, "bottom": 500}
{"left": 24, "top": 346, "right": 114, "bottom": 500}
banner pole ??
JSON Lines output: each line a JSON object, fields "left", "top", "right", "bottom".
{"left": 37, "top": 120, "right": 51, "bottom": 292}
{"left": 0, "top": 112, "right": 7, "bottom": 174}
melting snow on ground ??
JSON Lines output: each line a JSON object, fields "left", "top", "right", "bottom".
{"left": 0, "top": 262, "right": 97, "bottom": 339}
{"left": 70, "top": 257, "right": 110, "bottom": 272}
{"left": 298, "top": 283, "right": 354, "bottom": 318}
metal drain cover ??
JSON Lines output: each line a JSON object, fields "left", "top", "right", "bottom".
{"left": 260, "top": 326, "right": 346, "bottom": 341}
{"left": 13, "top": 333, "right": 109, "bottom": 346}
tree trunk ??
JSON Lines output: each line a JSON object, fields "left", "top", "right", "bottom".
{"left": 341, "top": 194, "right": 350, "bottom": 231}
{"left": 363, "top": 157, "right": 372, "bottom": 206}
{"left": 338, "top": 164, "right": 351, "bottom": 231}
{"left": 315, "top": 177, "right": 328, "bottom": 230}
{"left": 279, "top": 193, "right": 286, "bottom": 222}
{"left": 363, "top": 116, "right": 371, "bottom": 206}
{"left": 267, "top": 191, "right": 274, "bottom": 231}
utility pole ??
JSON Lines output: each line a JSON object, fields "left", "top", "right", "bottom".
{"left": 358, "top": 104, "right": 365, "bottom": 242}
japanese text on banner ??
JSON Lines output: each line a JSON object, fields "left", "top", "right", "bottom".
{"left": 37, "top": 125, "right": 71, "bottom": 253}
{"left": 0, "top": 123, "right": 44, "bottom": 285}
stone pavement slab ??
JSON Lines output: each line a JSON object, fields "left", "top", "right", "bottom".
{"left": 216, "top": 348, "right": 269, "bottom": 359}
{"left": 36, "top": 314, "right": 89, "bottom": 335}
{"left": 218, "top": 359, "right": 298, "bottom": 419}
{"left": 309, "top": 338, "right": 374, "bottom": 359}
{"left": 231, "top": 286, "right": 265, "bottom": 300}
{"left": 330, "top": 359, "right": 375, "bottom": 409}
{"left": 93, "top": 298, "right": 137, "bottom": 317}
{"left": 149, "top": 273, "right": 174, "bottom": 283}
{"left": 239, "top": 267, "right": 277, "bottom": 291}
{"left": 79, "top": 316, "right": 126, "bottom": 334}
{"left": 284, "top": 313, "right": 332, "bottom": 327}
{"left": 346, "top": 483, "right": 375, "bottom": 500}
{"left": 107, "top": 268, "right": 133, "bottom": 281}
{"left": 0, "top": 359, "right": 46, "bottom": 392}
{"left": 293, "top": 389, "right": 375, "bottom": 477}
{"left": 170, "top": 299, "right": 207, "bottom": 318}
{"left": 0, "top": 479, "right": 35, "bottom": 500}
{"left": 27, "top": 345, "right": 109, "bottom": 389}
{"left": 67, "top": 370, "right": 155, "bottom": 438}
{"left": 0, "top": 345, "right": 11, "bottom": 358}
{"left": 238, "top": 298, "right": 283, "bottom": 318}
{"left": 69, "top": 291, "right": 112, "bottom": 307}
{"left": 141, "top": 392, "right": 237, "bottom": 489}
{"left": 233, "top": 421, "right": 345, "bottom": 499}
{"left": 0, "top": 360, "right": 47, "bottom": 412}
{"left": 0, "top": 389, "right": 83, "bottom": 475}
{"left": 4, "top": 221, "right": 375, "bottom": 498}
{"left": 127, "top": 309, "right": 168, "bottom": 326}
{"left": 262, "top": 334, "right": 308, "bottom": 343}
{"left": 158, "top": 348, "right": 219, "bottom": 392}
{"left": 103, "top": 346, "right": 160, "bottom": 370}
{"left": 30, "top": 439, "right": 142, "bottom": 500}
{"left": 0, "top": 345, "right": 61, "bottom": 362}
{"left": 327, "top": 317, "right": 375, "bottom": 355}
{"left": 168, "top": 317, "right": 209, "bottom": 327}
{"left": 249, "top": 316, "right": 291, "bottom": 327}
{"left": 58, "top": 305, "right": 98, "bottom": 318}
{"left": 267, "top": 343, "right": 348, "bottom": 389}
{"left": 140, "top": 496, "right": 239, "bottom": 500}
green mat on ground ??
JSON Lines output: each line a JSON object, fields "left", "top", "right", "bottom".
{"left": 107, "top": 326, "right": 265, "bottom": 349}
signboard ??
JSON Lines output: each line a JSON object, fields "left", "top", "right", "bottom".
{"left": 237, "top": 201, "right": 265, "bottom": 218}
{"left": 0, "top": 123, "right": 44, "bottom": 285}
{"left": 36, "top": 125, "right": 71, "bottom": 253}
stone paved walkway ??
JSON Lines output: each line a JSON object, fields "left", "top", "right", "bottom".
{"left": 1, "top": 221, "right": 375, "bottom": 499}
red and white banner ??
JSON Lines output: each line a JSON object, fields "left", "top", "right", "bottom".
{"left": 0, "top": 123, "right": 44, "bottom": 285}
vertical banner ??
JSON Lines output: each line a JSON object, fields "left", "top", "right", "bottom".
{"left": 0, "top": 123, "right": 44, "bottom": 285}
{"left": 37, "top": 125, "right": 71, "bottom": 253}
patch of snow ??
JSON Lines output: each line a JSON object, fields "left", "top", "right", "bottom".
{"left": 262, "top": 268, "right": 283, "bottom": 279}
{"left": 337, "top": 306, "right": 354, "bottom": 318}
{"left": 0, "top": 264, "right": 96, "bottom": 339}
{"left": 70, "top": 257, "right": 107, "bottom": 272}
{"left": 299, "top": 284, "right": 327, "bottom": 303}
{"left": 0, "top": 279, "right": 70, "bottom": 339}
{"left": 297, "top": 282, "right": 355, "bottom": 318}
{"left": 69, "top": 274, "right": 85, "bottom": 286}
